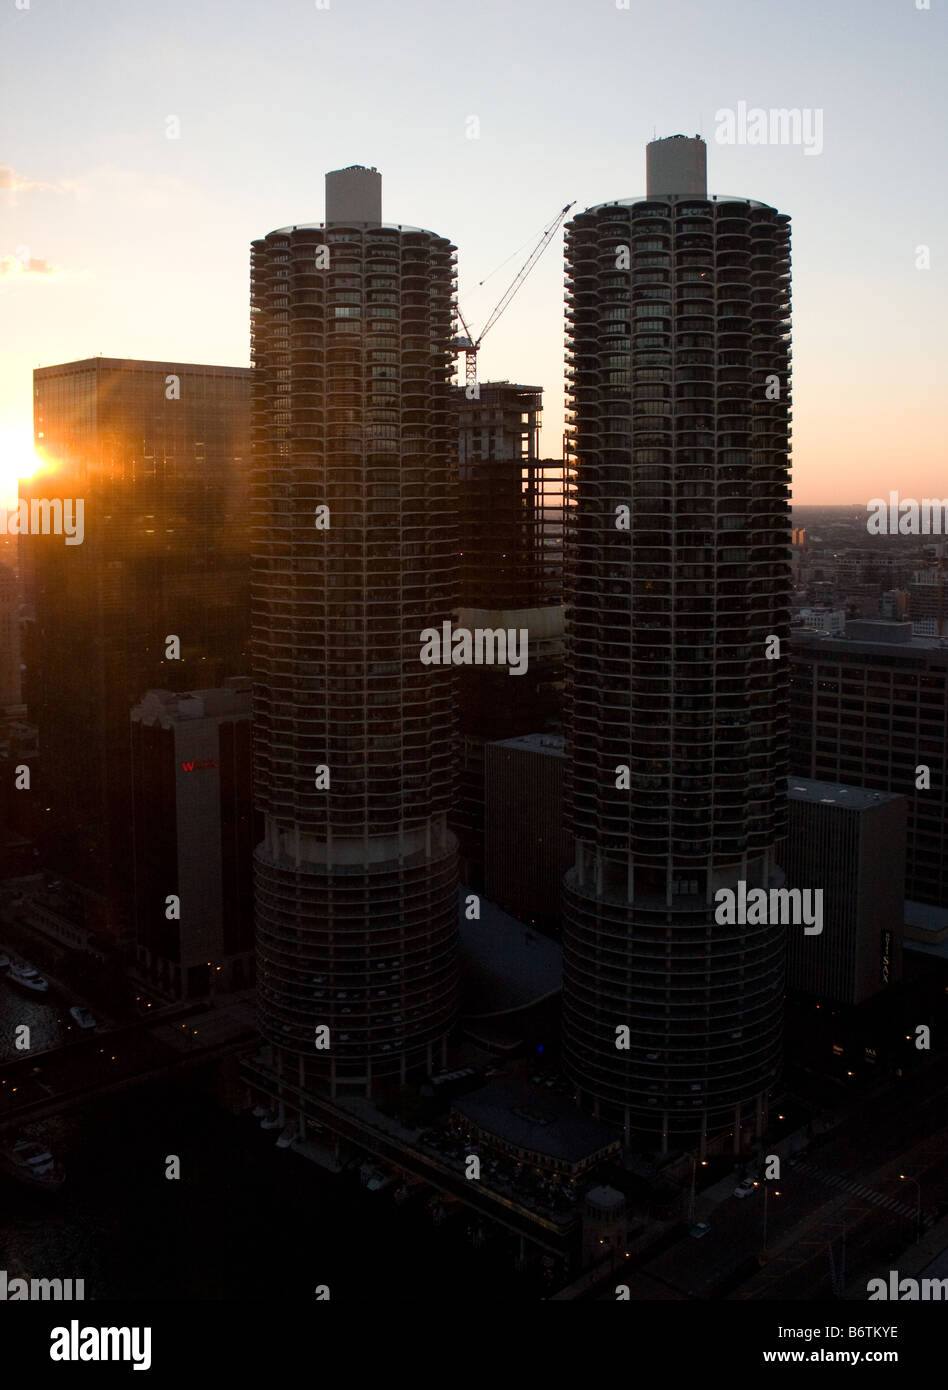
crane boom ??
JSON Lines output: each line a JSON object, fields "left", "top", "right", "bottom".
{"left": 478, "top": 202, "right": 573, "bottom": 343}
{"left": 455, "top": 201, "right": 574, "bottom": 390}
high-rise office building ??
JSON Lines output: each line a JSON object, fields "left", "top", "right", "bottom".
{"left": 561, "top": 136, "right": 792, "bottom": 1146}
{"left": 130, "top": 679, "right": 256, "bottom": 1000}
{"left": 0, "top": 561, "right": 34, "bottom": 867}
{"left": 29, "top": 357, "right": 252, "bottom": 939}
{"left": 785, "top": 777, "right": 905, "bottom": 1005}
{"left": 790, "top": 620, "right": 948, "bottom": 907}
{"left": 0, "top": 562, "right": 22, "bottom": 709}
{"left": 250, "top": 166, "right": 459, "bottom": 1096}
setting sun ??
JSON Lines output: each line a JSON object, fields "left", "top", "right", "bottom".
{"left": 0, "top": 421, "right": 48, "bottom": 508}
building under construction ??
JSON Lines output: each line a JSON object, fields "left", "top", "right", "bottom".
{"left": 457, "top": 382, "right": 563, "bottom": 611}
{"left": 452, "top": 382, "right": 565, "bottom": 886}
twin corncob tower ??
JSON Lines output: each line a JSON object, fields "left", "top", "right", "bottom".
{"left": 250, "top": 141, "right": 792, "bottom": 1148}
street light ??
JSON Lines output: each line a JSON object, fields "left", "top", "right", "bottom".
{"left": 688, "top": 1154, "right": 708, "bottom": 1225}
{"left": 899, "top": 1174, "right": 922, "bottom": 1242}
{"left": 762, "top": 1183, "right": 781, "bottom": 1260}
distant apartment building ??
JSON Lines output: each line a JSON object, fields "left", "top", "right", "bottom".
{"left": 797, "top": 607, "right": 846, "bottom": 636}
{"left": 29, "top": 357, "right": 252, "bottom": 940}
{"left": 130, "top": 680, "right": 255, "bottom": 999}
{"left": 909, "top": 570, "right": 945, "bottom": 637}
{"left": 790, "top": 620, "right": 948, "bottom": 908}
{"left": 882, "top": 589, "right": 909, "bottom": 621}
{"left": 845, "top": 583, "right": 883, "bottom": 619}
{"left": 785, "top": 778, "right": 906, "bottom": 1005}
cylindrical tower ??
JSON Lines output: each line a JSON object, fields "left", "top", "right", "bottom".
{"left": 561, "top": 137, "right": 792, "bottom": 1147}
{"left": 250, "top": 168, "right": 460, "bottom": 1096}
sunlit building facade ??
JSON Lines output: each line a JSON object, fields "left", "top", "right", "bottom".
{"left": 29, "top": 357, "right": 252, "bottom": 940}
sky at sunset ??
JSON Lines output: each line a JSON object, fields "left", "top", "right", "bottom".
{"left": 0, "top": 0, "right": 945, "bottom": 508}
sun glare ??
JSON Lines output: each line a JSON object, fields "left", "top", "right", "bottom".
{"left": 0, "top": 423, "right": 48, "bottom": 508}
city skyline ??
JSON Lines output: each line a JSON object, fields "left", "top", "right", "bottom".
{"left": 2, "top": 0, "right": 946, "bottom": 508}
{"left": 2, "top": 0, "right": 948, "bottom": 1331}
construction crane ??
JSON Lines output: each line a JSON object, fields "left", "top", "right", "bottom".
{"left": 454, "top": 201, "right": 574, "bottom": 392}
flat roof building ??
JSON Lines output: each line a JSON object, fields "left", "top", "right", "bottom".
{"left": 485, "top": 733, "right": 572, "bottom": 932}
{"left": 130, "top": 679, "right": 256, "bottom": 1000}
{"left": 785, "top": 777, "right": 906, "bottom": 1004}
{"left": 453, "top": 1078, "right": 622, "bottom": 1178}
{"left": 790, "top": 621, "right": 948, "bottom": 907}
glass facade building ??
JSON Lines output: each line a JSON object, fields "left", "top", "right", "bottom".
{"left": 29, "top": 357, "right": 252, "bottom": 941}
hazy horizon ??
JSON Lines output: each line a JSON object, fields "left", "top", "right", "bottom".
{"left": 2, "top": 0, "right": 945, "bottom": 506}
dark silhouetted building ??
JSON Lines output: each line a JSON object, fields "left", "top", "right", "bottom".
{"left": 456, "top": 382, "right": 561, "bottom": 610}
{"left": 29, "top": 357, "right": 252, "bottom": 941}
{"left": 130, "top": 679, "right": 255, "bottom": 1000}
{"left": 561, "top": 135, "right": 792, "bottom": 1146}
{"left": 0, "top": 562, "right": 21, "bottom": 708}
{"left": 485, "top": 733, "right": 572, "bottom": 932}
{"left": 250, "top": 166, "right": 459, "bottom": 1096}
{"left": 453, "top": 381, "right": 564, "bottom": 883}
{"left": 785, "top": 777, "right": 905, "bottom": 1005}
{"left": 790, "top": 620, "right": 948, "bottom": 908}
